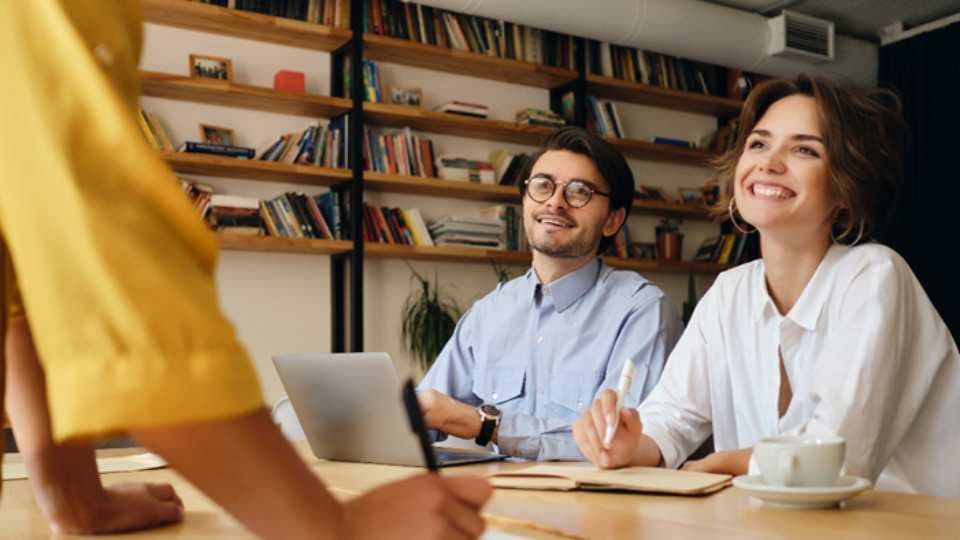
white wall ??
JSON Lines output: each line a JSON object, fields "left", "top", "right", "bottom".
{"left": 140, "top": 23, "right": 719, "bottom": 404}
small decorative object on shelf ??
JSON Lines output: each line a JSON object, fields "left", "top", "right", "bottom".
{"left": 199, "top": 123, "right": 235, "bottom": 146}
{"left": 636, "top": 185, "right": 667, "bottom": 201}
{"left": 702, "top": 179, "right": 720, "bottom": 206}
{"left": 189, "top": 53, "right": 233, "bottom": 81}
{"left": 515, "top": 108, "right": 565, "bottom": 128}
{"left": 633, "top": 242, "right": 656, "bottom": 261}
{"left": 655, "top": 217, "right": 683, "bottom": 261}
{"left": 390, "top": 85, "right": 423, "bottom": 107}
{"left": 273, "top": 70, "right": 306, "bottom": 93}
{"left": 677, "top": 187, "right": 706, "bottom": 205}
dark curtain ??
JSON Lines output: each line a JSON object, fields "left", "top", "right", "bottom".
{"left": 878, "top": 22, "right": 960, "bottom": 342}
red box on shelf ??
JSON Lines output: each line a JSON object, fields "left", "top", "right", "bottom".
{"left": 273, "top": 70, "right": 305, "bottom": 93}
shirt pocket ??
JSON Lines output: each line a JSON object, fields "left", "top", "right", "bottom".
{"left": 548, "top": 369, "right": 601, "bottom": 415}
{"left": 472, "top": 366, "right": 526, "bottom": 405}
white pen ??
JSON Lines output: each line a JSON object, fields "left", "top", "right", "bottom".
{"left": 603, "top": 358, "right": 635, "bottom": 449}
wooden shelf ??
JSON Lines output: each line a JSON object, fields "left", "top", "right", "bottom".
{"left": 217, "top": 233, "right": 353, "bottom": 255}
{"left": 587, "top": 75, "right": 742, "bottom": 117}
{"left": 214, "top": 236, "right": 726, "bottom": 274}
{"left": 365, "top": 243, "right": 532, "bottom": 265}
{"left": 363, "top": 102, "right": 555, "bottom": 146}
{"left": 365, "top": 172, "right": 519, "bottom": 203}
{"left": 607, "top": 137, "right": 717, "bottom": 166}
{"left": 603, "top": 257, "right": 728, "bottom": 274}
{"left": 142, "top": 0, "right": 351, "bottom": 51}
{"left": 363, "top": 33, "right": 578, "bottom": 88}
{"left": 161, "top": 154, "right": 713, "bottom": 219}
{"left": 161, "top": 152, "right": 351, "bottom": 186}
{"left": 141, "top": 71, "right": 352, "bottom": 117}
{"left": 632, "top": 198, "right": 713, "bottom": 219}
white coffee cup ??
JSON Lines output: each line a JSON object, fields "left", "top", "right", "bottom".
{"left": 754, "top": 435, "right": 845, "bottom": 488}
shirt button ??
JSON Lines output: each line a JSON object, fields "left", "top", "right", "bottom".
{"left": 492, "top": 393, "right": 498, "bottom": 400}
{"left": 537, "top": 335, "right": 544, "bottom": 344}
{"left": 577, "top": 400, "right": 583, "bottom": 409}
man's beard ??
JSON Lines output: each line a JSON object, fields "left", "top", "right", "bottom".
{"left": 528, "top": 231, "right": 598, "bottom": 258}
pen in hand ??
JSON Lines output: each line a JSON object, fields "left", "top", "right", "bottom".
{"left": 602, "top": 359, "right": 635, "bottom": 449}
{"left": 402, "top": 378, "right": 439, "bottom": 472}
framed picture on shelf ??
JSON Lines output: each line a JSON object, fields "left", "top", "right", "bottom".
{"left": 390, "top": 85, "right": 423, "bottom": 107}
{"left": 189, "top": 53, "right": 233, "bottom": 81}
{"left": 633, "top": 242, "right": 656, "bottom": 260}
{"left": 636, "top": 185, "right": 667, "bottom": 201}
{"left": 677, "top": 187, "right": 706, "bottom": 205}
{"left": 199, "top": 124, "right": 236, "bottom": 146}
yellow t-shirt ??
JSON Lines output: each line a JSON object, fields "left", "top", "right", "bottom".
{"left": 0, "top": 1, "right": 264, "bottom": 443}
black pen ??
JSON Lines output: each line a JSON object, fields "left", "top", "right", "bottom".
{"left": 402, "top": 378, "right": 438, "bottom": 472}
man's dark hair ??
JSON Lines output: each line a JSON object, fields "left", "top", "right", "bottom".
{"left": 518, "top": 127, "right": 634, "bottom": 253}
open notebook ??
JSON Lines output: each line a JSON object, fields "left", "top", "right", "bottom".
{"left": 488, "top": 463, "right": 731, "bottom": 495}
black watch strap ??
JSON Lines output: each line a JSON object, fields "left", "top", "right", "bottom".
{"left": 475, "top": 417, "right": 497, "bottom": 446}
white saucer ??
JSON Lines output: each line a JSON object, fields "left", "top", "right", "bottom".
{"left": 732, "top": 474, "right": 871, "bottom": 509}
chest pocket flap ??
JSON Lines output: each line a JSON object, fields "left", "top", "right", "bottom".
{"left": 473, "top": 366, "right": 525, "bottom": 405}
{"left": 549, "top": 369, "right": 601, "bottom": 414}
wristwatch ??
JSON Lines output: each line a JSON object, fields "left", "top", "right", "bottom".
{"left": 475, "top": 404, "right": 502, "bottom": 446}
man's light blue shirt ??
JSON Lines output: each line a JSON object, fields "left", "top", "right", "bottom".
{"left": 418, "top": 258, "right": 682, "bottom": 460}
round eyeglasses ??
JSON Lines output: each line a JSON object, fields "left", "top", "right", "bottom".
{"left": 522, "top": 175, "right": 610, "bottom": 208}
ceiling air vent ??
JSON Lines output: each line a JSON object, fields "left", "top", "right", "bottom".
{"left": 768, "top": 10, "right": 834, "bottom": 62}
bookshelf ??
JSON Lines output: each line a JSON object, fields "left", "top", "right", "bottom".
{"left": 141, "top": 71, "right": 352, "bottom": 117}
{"left": 162, "top": 152, "right": 713, "bottom": 218}
{"left": 362, "top": 33, "right": 578, "bottom": 88}
{"left": 216, "top": 234, "right": 728, "bottom": 274}
{"left": 161, "top": 152, "right": 351, "bottom": 186}
{"left": 141, "top": 72, "right": 712, "bottom": 164}
{"left": 143, "top": 0, "right": 743, "bottom": 352}
{"left": 587, "top": 75, "right": 742, "bottom": 117}
{"left": 141, "top": 0, "right": 351, "bottom": 50}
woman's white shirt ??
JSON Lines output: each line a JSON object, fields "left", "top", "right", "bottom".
{"left": 638, "top": 243, "right": 960, "bottom": 496}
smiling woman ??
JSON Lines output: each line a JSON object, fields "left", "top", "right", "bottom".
{"left": 572, "top": 74, "right": 960, "bottom": 498}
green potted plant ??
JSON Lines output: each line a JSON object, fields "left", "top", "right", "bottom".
{"left": 401, "top": 264, "right": 461, "bottom": 372}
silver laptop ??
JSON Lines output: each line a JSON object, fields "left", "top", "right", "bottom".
{"left": 272, "top": 352, "right": 507, "bottom": 467}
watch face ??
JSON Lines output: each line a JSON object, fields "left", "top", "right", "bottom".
{"left": 480, "top": 404, "right": 501, "bottom": 418}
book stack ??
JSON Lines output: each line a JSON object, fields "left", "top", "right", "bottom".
{"left": 586, "top": 41, "right": 726, "bottom": 97}
{"left": 179, "top": 178, "right": 213, "bottom": 217}
{"left": 359, "top": 0, "right": 576, "bottom": 69}
{"left": 194, "top": 0, "right": 351, "bottom": 28}
{"left": 515, "top": 108, "right": 565, "bottom": 128}
{"left": 487, "top": 150, "right": 533, "bottom": 186}
{"left": 207, "top": 194, "right": 265, "bottom": 236}
{"left": 693, "top": 233, "right": 750, "bottom": 265}
{"left": 436, "top": 156, "right": 495, "bottom": 183}
{"left": 179, "top": 141, "right": 256, "bottom": 159}
{"left": 587, "top": 97, "right": 625, "bottom": 139}
{"left": 362, "top": 205, "right": 434, "bottom": 246}
{"left": 343, "top": 60, "right": 383, "bottom": 103}
{"left": 255, "top": 116, "right": 350, "bottom": 168}
{"left": 606, "top": 224, "right": 634, "bottom": 259}
{"left": 434, "top": 101, "right": 488, "bottom": 119}
{"left": 362, "top": 127, "right": 435, "bottom": 177}
{"left": 477, "top": 205, "right": 526, "bottom": 252}
{"left": 651, "top": 136, "right": 695, "bottom": 149}
{"left": 428, "top": 215, "right": 504, "bottom": 249}
{"left": 137, "top": 109, "right": 175, "bottom": 151}
{"left": 261, "top": 191, "right": 346, "bottom": 240}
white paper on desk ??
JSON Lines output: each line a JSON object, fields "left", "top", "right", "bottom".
{"left": 3, "top": 452, "right": 167, "bottom": 481}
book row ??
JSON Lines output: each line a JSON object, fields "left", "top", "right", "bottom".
{"left": 196, "top": 0, "right": 351, "bottom": 28}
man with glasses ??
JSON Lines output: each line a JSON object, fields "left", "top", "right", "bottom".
{"left": 418, "top": 127, "right": 682, "bottom": 460}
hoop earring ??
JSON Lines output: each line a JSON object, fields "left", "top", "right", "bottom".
{"left": 832, "top": 217, "right": 865, "bottom": 246}
{"left": 728, "top": 198, "right": 756, "bottom": 234}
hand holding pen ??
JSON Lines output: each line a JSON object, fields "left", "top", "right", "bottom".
{"left": 573, "top": 360, "right": 646, "bottom": 469}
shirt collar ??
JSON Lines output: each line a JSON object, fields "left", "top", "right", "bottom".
{"left": 527, "top": 258, "right": 602, "bottom": 313}
{"left": 756, "top": 244, "right": 847, "bottom": 331}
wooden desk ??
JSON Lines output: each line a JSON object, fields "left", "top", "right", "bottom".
{"left": 2, "top": 447, "right": 959, "bottom": 539}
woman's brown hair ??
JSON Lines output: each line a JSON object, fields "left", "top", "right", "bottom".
{"left": 713, "top": 74, "right": 907, "bottom": 243}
